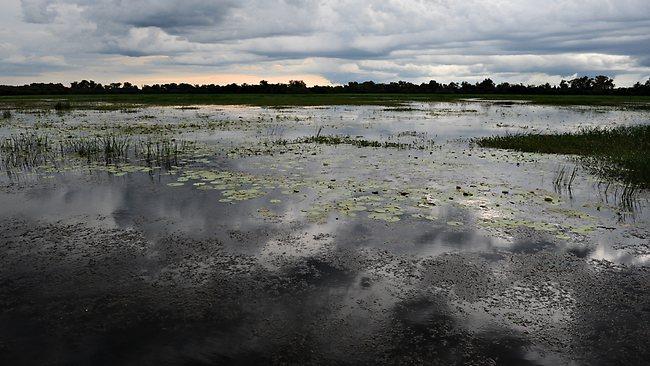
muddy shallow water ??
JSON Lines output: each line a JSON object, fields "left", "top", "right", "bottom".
{"left": 0, "top": 102, "right": 648, "bottom": 365}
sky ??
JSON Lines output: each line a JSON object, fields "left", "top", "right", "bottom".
{"left": 1, "top": 0, "right": 649, "bottom": 86}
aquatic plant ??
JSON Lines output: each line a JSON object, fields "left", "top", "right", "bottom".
{"left": 53, "top": 101, "right": 72, "bottom": 111}
{"left": 137, "top": 138, "right": 190, "bottom": 169}
{"left": 475, "top": 125, "right": 650, "bottom": 188}
{"left": 2, "top": 110, "right": 11, "bottom": 119}
{"left": 292, "top": 134, "right": 434, "bottom": 150}
{"left": 0, "top": 131, "right": 195, "bottom": 171}
{"left": 67, "top": 136, "right": 131, "bottom": 163}
{"left": 0, "top": 133, "right": 53, "bottom": 168}
{"left": 553, "top": 165, "right": 578, "bottom": 193}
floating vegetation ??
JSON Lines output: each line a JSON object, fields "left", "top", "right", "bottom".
{"left": 220, "top": 188, "right": 266, "bottom": 202}
{"left": 429, "top": 108, "right": 479, "bottom": 117}
{"left": 284, "top": 134, "right": 434, "bottom": 150}
{"left": 382, "top": 107, "right": 420, "bottom": 112}
{"left": 299, "top": 135, "right": 409, "bottom": 149}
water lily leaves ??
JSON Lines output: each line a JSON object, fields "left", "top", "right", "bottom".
{"left": 569, "top": 225, "right": 596, "bottom": 235}
{"left": 306, "top": 203, "right": 333, "bottom": 223}
{"left": 167, "top": 182, "right": 184, "bottom": 187}
{"left": 411, "top": 213, "right": 437, "bottom": 221}
{"left": 221, "top": 188, "right": 265, "bottom": 201}
{"left": 336, "top": 199, "right": 367, "bottom": 216}
{"left": 368, "top": 212, "right": 401, "bottom": 222}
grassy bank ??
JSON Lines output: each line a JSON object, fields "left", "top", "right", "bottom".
{"left": 475, "top": 125, "right": 650, "bottom": 187}
{"left": 1, "top": 93, "right": 649, "bottom": 109}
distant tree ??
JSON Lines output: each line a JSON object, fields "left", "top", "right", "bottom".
{"left": 460, "top": 81, "right": 472, "bottom": 92}
{"left": 288, "top": 80, "right": 307, "bottom": 92}
{"left": 569, "top": 76, "right": 594, "bottom": 91}
{"left": 477, "top": 78, "right": 496, "bottom": 92}
{"left": 1, "top": 75, "right": 649, "bottom": 96}
{"left": 593, "top": 75, "right": 615, "bottom": 91}
{"left": 121, "top": 82, "right": 139, "bottom": 93}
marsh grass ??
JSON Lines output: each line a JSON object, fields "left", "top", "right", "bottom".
{"left": 1, "top": 133, "right": 192, "bottom": 170}
{"left": 137, "top": 138, "right": 189, "bottom": 169}
{"left": 276, "top": 129, "right": 435, "bottom": 150}
{"left": 476, "top": 125, "right": 650, "bottom": 187}
{"left": 298, "top": 135, "right": 411, "bottom": 149}
{"left": 67, "top": 136, "right": 131, "bottom": 163}
{"left": 53, "top": 101, "right": 72, "bottom": 111}
{"left": 1, "top": 133, "right": 53, "bottom": 168}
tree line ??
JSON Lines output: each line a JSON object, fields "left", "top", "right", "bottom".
{"left": 1, "top": 75, "right": 649, "bottom": 96}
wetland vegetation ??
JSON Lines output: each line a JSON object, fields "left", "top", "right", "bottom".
{"left": 0, "top": 96, "right": 648, "bottom": 365}
{"left": 2, "top": 92, "right": 650, "bottom": 110}
{"left": 476, "top": 125, "right": 650, "bottom": 188}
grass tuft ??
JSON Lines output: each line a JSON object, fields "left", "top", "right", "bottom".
{"left": 53, "top": 100, "right": 72, "bottom": 111}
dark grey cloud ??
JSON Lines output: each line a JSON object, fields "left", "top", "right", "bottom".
{"left": 82, "top": 0, "right": 238, "bottom": 30}
{"left": 2, "top": 0, "right": 650, "bottom": 85}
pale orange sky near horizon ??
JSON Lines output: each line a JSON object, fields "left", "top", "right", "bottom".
{"left": 129, "top": 74, "right": 333, "bottom": 87}
{"left": 0, "top": 73, "right": 334, "bottom": 87}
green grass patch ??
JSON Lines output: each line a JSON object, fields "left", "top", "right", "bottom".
{"left": 475, "top": 125, "right": 650, "bottom": 187}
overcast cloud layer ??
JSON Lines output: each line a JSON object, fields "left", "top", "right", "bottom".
{"left": 1, "top": 0, "right": 649, "bottom": 85}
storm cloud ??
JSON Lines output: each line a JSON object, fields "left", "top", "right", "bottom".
{"left": 1, "top": 0, "right": 649, "bottom": 85}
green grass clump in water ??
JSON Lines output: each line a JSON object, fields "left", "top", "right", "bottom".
{"left": 53, "top": 100, "right": 72, "bottom": 111}
{"left": 0, "top": 132, "right": 191, "bottom": 170}
{"left": 68, "top": 136, "right": 131, "bottom": 163}
{"left": 1, "top": 133, "right": 53, "bottom": 168}
{"left": 475, "top": 125, "right": 650, "bottom": 187}
{"left": 299, "top": 135, "right": 409, "bottom": 149}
